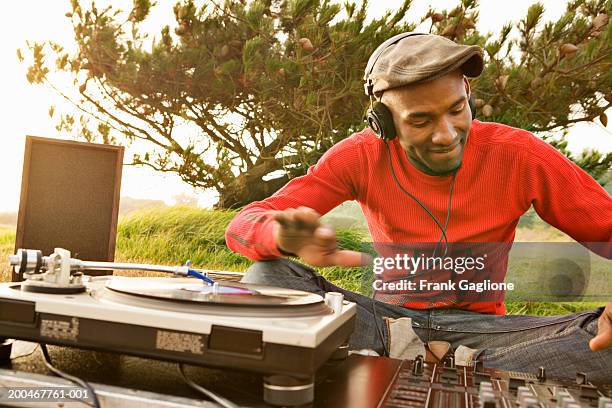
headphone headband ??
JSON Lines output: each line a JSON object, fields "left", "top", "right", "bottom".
{"left": 363, "top": 32, "right": 427, "bottom": 96}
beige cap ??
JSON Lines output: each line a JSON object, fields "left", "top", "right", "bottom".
{"left": 364, "top": 33, "right": 484, "bottom": 95}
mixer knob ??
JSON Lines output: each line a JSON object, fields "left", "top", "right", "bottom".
{"left": 580, "top": 384, "right": 599, "bottom": 400}
{"left": 521, "top": 397, "right": 539, "bottom": 408}
{"left": 412, "top": 357, "right": 423, "bottom": 376}
{"left": 509, "top": 377, "right": 526, "bottom": 393}
{"left": 479, "top": 381, "right": 493, "bottom": 391}
{"left": 473, "top": 372, "right": 490, "bottom": 386}
{"left": 537, "top": 366, "right": 546, "bottom": 381}
{"left": 517, "top": 385, "right": 532, "bottom": 399}
{"left": 479, "top": 390, "right": 495, "bottom": 408}
{"left": 556, "top": 393, "right": 575, "bottom": 408}
{"left": 444, "top": 355, "right": 455, "bottom": 368}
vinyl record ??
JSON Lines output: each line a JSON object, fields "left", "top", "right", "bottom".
{"left": 104, "top": 277, "right": 324, "bottom": 308}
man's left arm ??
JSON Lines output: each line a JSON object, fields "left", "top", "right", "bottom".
{"left": 521, "top": 134, "right": 612, "bottom": 351}
{"left": 522, "top": 134, "right": 612, "bottom": 257}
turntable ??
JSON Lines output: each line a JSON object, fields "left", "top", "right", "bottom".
{"left": 0, "top": 248, "right": 356, "bottom": 406}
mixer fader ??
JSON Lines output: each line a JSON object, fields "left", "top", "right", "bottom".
{"left": 380, "top": 355, "right": 612, "bottom": 408}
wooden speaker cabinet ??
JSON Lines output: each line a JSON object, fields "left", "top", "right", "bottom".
{"left": 13, "top": 136, "right": 124, "bottom": 281}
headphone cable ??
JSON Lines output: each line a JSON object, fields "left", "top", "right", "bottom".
{"left": 436, "top": 171, "right": 456, "bottom": 257}
{"left": 371, "top": 142, "right": 457, "bottom": 357}
{"left": 384, "top": 141, "right": 455, "bottom": 256}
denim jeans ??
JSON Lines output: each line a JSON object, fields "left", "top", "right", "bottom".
{"left": 241, "top": 259, "right": 612, "bottom": 385}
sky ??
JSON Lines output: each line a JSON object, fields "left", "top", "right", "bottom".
{"left": 0, "top": 0, "right": 610, "bottom": 212}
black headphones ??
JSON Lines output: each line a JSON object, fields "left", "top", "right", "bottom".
{"left": 364, "top": 32, "right": 476, "bottom": 141}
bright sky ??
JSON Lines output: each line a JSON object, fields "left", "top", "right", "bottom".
{"left": 0, "top": 0, "right": 610, "bottom": 212}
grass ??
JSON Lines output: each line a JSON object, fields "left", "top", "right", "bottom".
{"left": 505, "top": 301, "right": 603, "bottom": 315}
{"left": 0, "top": 225, "right": 15, "bottom": 281}
{"left": 116, "top": 206, "right": 249, "bottom": 271}
{"left": 0, "top": 206, "right": 605, "bottom": 315}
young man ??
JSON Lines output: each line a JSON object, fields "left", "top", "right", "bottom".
{"left": 225, "top": 33, "right": 612, "bottom": 383}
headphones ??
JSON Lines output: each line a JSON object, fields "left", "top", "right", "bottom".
{"left": 364, "top": 32, "right": 476, "bottom": 141}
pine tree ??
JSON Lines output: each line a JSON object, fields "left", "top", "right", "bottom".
{"left": 22, "top": 0, "right": 611, "bottom": 208}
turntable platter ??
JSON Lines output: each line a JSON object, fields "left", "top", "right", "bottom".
{"left": 104, "top": 277, "right": 325, "bottom": 308}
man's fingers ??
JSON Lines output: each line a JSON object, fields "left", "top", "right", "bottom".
{"left": 272, "top": 211, "right": 289, "bottom": 227}
{"left": 589, "top": 331, "right": 612, "bottom": 351}
{"left": 294, "top": 208, "right": 321, "bottom": 228}
{"left": 590, "top": 313, "right": 612, "bottom": 351}
{"left": 296, "top": 207, "right": 321, "bottom": 222}
{"left": 314, "top": 225, "right": 335, "bottom": 240}
{"left": 272, "top": 209, "right": 298, "bottom": 226}
{"left": 311, "top": 226, "right": 372, "bottom": 267}
{"left": 273, "top": 208, "right": 320, "bottom": 231}
{"left": 330, "top": 250, "right": 373, "bottom": 267}
{"left": 310, "top": 226, "right": 338, "bottom": 252}
{"left": 271, "top": 209, "right": 370, "bottom": 268}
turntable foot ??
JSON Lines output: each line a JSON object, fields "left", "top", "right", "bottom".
{"left": 0, "top": 338, "right": 12, "bottom": 363}
{"left": 263, "top": 375, "right": 314, "bottom": 406}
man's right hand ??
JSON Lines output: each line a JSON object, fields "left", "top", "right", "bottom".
{"left": 272, "top": 206, "right": 370, "bottom": 267}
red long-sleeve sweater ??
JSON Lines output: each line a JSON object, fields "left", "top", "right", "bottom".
{"left": 225, "top": 120, "right": 612, "bottom": 314}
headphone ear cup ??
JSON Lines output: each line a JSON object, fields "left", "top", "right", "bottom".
{"left": 367, "top": 101, "right": 397, "bottom": 141}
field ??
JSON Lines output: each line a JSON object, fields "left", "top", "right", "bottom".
{"left": 0, "top": 206, "right": 606, "bottom": 316}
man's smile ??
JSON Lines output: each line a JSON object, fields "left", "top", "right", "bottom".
{"left": 429, "top": 142, "right": 461, "bottom": 154}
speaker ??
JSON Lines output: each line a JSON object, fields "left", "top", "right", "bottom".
{"left": 13, "top": 136, "right": 124, "bottom": 281}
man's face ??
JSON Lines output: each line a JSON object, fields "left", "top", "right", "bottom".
{"left": 381, "top": 71, "right": 472, "bottom": 175}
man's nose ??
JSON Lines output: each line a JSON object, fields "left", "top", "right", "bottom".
{"left": 432, "top": 118, "right": 457, "bottom": 145}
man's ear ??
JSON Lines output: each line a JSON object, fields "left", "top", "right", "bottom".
{"left": 463, "top": 76, "right": 471, "bottom": 98}
{"left": 464, "top": 76, "right": 476, "bottom": 120}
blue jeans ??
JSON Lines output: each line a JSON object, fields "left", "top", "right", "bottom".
{"left": 242, "top": 259, "right": 612, "bottom": 384}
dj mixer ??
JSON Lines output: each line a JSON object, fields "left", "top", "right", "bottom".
{"left": 375, "top": 356, "right": 612, "bottom": 408}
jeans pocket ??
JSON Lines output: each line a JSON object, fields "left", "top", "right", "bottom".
{"left": 384, "top": 317, "right": 426, "bottom": 360}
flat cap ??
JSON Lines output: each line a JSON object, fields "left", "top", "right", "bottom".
{"left": 364, "top": 33, "right": 484, "bottom": 95}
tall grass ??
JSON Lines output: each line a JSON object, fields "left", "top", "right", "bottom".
{"left": 0, "top": 207, "right": 604, "bottom": 315}
{"left": 116, "top": 206, "right": 249, "bottom": 271}
{"left": 0, "top": 226, "right": 15, "bottom": 281}
{"left": 117, "top": 207, "right": 369, "bottom": 291}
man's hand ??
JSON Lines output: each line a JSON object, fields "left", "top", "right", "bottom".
{"left": 589, "top": 302, "right": 612, "bottom": 351}
{"left": 272, "top": 206, "right": 371, "bottom": 267}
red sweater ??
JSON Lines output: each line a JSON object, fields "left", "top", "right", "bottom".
{"left": 225, "top": 120, "right": 612, "bottom": 314}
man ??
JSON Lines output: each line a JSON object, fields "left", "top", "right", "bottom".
{"left": 225, "top": 33, "right": 612, "bottom": 383}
